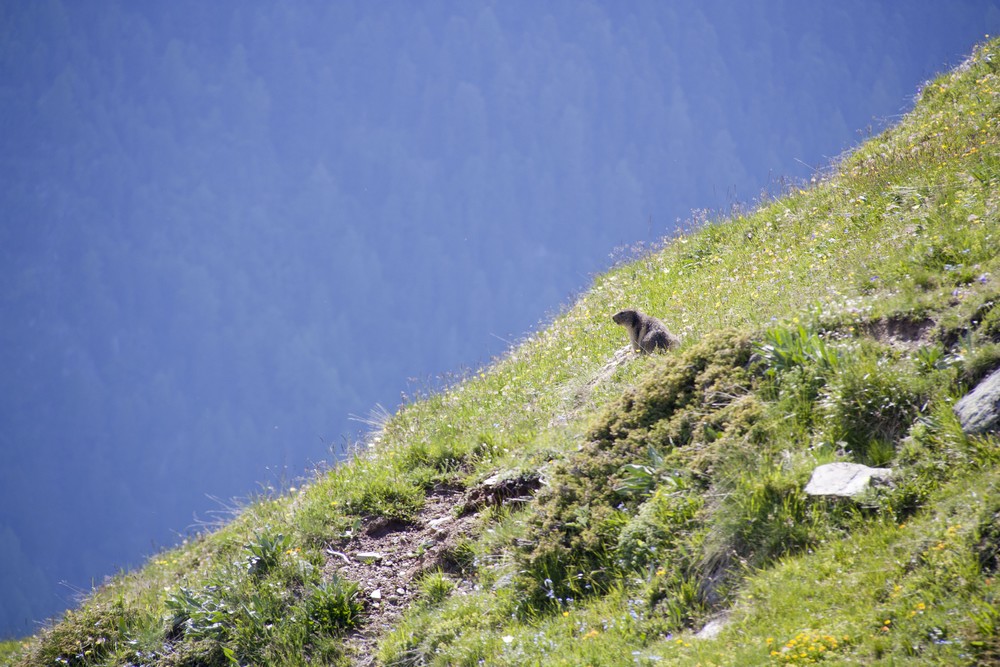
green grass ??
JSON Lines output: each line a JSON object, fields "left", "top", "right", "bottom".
{"left": 0, "top": 641, "right": 26, "bottom": 666}
{"left": 13, "top": 38, "right": 1000, "bottom": 667}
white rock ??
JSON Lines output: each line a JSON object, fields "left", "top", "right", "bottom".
{"left": 804, "top": 462, "right": 892, "bottom": 497}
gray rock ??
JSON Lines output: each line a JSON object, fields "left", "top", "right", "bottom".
{"left": 954, "top": 367, "right": 1000, "bottom": 435}
{"left": 804, "top": 462, "right": 892, "bottom": 497}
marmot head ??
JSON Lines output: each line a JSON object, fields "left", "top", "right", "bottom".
{"left": 612, "top": 309, "right": 639, "bottom": 326}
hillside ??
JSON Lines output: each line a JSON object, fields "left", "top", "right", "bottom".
{"left": 7, "top": 38, "right": 1000, "bottom": 666}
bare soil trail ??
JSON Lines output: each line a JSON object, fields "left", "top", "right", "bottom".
{"left": 323, "top": 488, "right": 478, "bottom": 665}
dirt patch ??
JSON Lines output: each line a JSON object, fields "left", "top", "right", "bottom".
{"left": 461, "top": 470, "right": 541, "bottom": 514}
{"left": 324, "top": 488, "right": 478, "bottom": 665}
{"left": 862, "top": 315, "right": 935, "bottom": 348}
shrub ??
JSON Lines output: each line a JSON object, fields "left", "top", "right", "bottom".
{"left": 590, "top": 329, "right": 756, "bottom": 451}
{"left": 518, "top": 331, "right": 756, "bottom": 613}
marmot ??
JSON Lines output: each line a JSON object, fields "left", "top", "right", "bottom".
{"left": 612, "top": 309, "right": 680, "bottom": 353}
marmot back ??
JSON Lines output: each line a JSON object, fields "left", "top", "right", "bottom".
{"left": 612, "top": 309, "right": 680, "bottom": 353}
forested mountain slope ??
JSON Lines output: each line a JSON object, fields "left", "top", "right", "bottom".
{"left": 7, "top": 35, "right": 1000, "bottom": 667}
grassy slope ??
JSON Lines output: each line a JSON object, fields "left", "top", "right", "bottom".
{"left": 10, "top": 39, "right": 1000, "bottom": 667}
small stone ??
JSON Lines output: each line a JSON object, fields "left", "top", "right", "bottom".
{"left": 356, "top": 551, "right": 385, "bottom": 561}
{"left": 482, "top": 473, "right": 503, "bottom": 487}
{"left": 370, "top": 589, "right": 382, "bottom": 599}
{"left": 695, "top": 614, "right": 730, "bottom": 639}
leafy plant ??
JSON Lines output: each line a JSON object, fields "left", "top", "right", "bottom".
{"left": 913, "top": 344, "right": 949, "bottom": 373}
{"left": 305, "top": 576, "right": 364, "bottom": 634}
{"left": 245, "top": 531, "right": 292, "bottom": 578}
{"left": 757, "top": 324, "right": 841, "bottom": 378}
{"left": 612, "top": 446, "right": 682, "bottom": 499}
{"left": 166, "top": 586, "right": 233, "bottom": 641}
